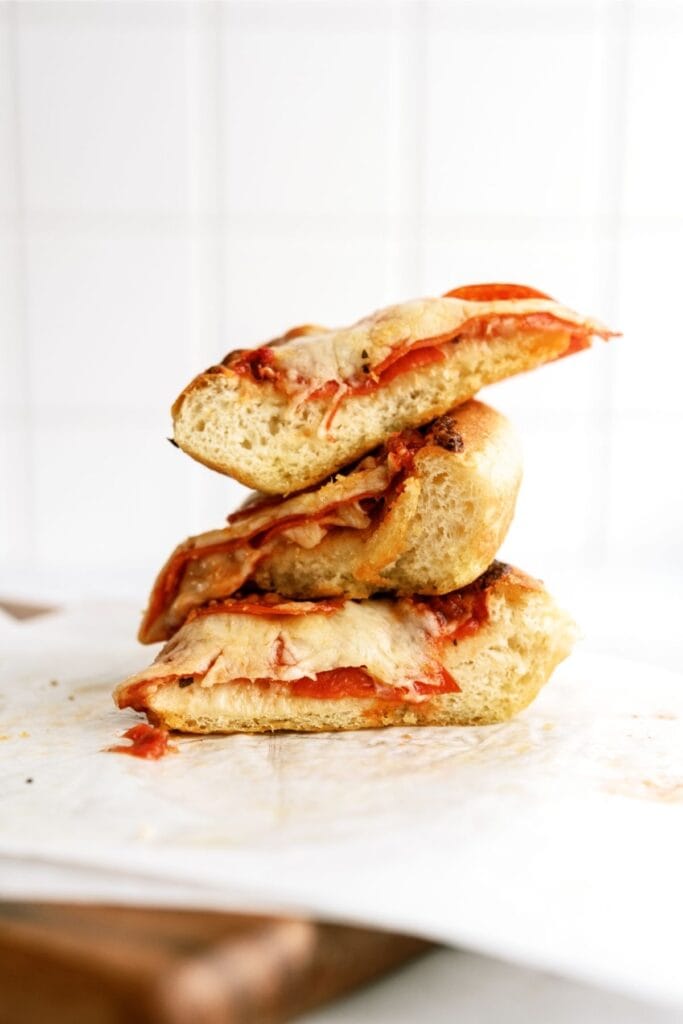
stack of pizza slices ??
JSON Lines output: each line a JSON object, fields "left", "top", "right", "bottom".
{"left": 115, "top": 284, "right": 614, "bottom": 735}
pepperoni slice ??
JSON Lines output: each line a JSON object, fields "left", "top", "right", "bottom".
{"left": 444, "top": 283, "right": 553, "bottom": 302}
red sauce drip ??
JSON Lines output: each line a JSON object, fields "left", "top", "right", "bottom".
{"left": 108, "top": 723, "right": 174, "bottom": 760}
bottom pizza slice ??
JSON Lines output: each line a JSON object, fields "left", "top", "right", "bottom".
{"left": 115, "top": 563, "right": 576, "bottom": 733}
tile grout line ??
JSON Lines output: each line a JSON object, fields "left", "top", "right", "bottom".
{"left": 223, "top": 0, "right": 597, "bottom": 33}
{"left": 393, "top": 0, "right": 428, "bottom": 295}
{"left": 593, "top": 0, "right": 632, "bottom": 568}
{"left": 7, "top": 4, "right": 35, "bottom": 567}
{"left": 412, "top": 0, "right": 428, "bottom": 292}
{"left": 183, "top": 2, "right": 230, "bottom": 532}
{"left": 184, "top": 4, "right": 206, "bottom": 535}
{"left": 205, "top": 0, "right": 232, "bottom": 529}
{"left": 184, "top": 3, "right": 203, "bottom": 539}
{"left": 385, "top": 3, "right": 404, "bottom": 300}
{"left": 214, "top": 0, "right": 228, "bottom": 357}
{"left": 10, "top": 211, "right": 683, "bottom": 238}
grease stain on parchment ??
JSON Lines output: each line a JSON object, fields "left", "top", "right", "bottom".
{"left": 605, "top": 777, "right": 683, "bottom": 803}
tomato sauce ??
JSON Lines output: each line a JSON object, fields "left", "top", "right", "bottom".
{"left": 263, "top": 665, "right": 459, "bottom": 702}
{"left": 420, "top": 588, "right": 491, "bottom": 642}
{"left": 227, "top": 345, "right": 278, "bottom": 380}
{"left": 108, "top": 723, "right": 174, "bottom": 760}
{"left": 116, "top": 680, "right": 161, "bottom": 712}
{"left": 371, "top": 346, "right": 446, "bottom": 386}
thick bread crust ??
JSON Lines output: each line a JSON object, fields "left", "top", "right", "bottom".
{"left": 140, "top": 402, "right": 522, "bottom": 642}
{"left": 117, "top": 566, "right": 577, "bottom": 732}
{"left": 253, "top": 401, "right": 521, "bottom": 597}
{"left": 173, "top": 328, "right": 565, "bottom": 493}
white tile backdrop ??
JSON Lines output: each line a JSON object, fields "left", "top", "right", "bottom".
{"left": 1, "top": 0, "right": 682, "bottom": 604}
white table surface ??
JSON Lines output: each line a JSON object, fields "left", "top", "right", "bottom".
{"left": 302, "top": 946, "right": 683, "bottom": 1024}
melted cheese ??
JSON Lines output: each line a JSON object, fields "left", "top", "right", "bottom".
{"left": 269, "top": 296, "right": 608, "bottom": 389}
{"left": 120, "top": 598, "right": 447, "bottom": 705}
{"left": 225, "top": 460, "right": 390, "bottom": 540}
{"left": 140, "top": 459, "right": 391, "bottom": 641}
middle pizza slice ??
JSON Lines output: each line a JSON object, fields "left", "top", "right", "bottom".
{"left": 140, "top": 400, "right": 521, "bottom": 644}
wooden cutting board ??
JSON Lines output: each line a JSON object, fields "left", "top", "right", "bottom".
{"left": 0, "top": 902, "right": 430, "bottom": 1024}
{"left": 0, "top": 600, "right": 432, "bottom": 1024}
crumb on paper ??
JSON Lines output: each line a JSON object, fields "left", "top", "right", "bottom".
{"left": 136, "top": 823, "right": 158, "bottom": 841}
{"left": 49, "top": 680, "right": 59, "bottom": 687}
{"left": 543, "top": 722, "right": 555, "bottom": 732}
{"left": 19, "top": 731, "right": 30, "bottom": 739}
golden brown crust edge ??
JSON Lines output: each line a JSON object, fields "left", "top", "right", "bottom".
{"left": 255, "top": 406, "right": 521, "bottom": 597}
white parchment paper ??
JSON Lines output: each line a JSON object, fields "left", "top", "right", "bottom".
{"left": 1, "top": 602, "right": 682, "bottom": 1008}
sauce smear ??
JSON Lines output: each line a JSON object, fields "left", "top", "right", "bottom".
{"left": 109, "top": 723, "right": 175, "bottom": 760}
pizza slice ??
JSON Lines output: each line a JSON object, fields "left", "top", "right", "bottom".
{"left": 140, "top": 401, "right": 521, "bottom": 643}
{"left": 117, "top": 563, "right": 576, "bottom": 733}
{"left": 172, "top": 283, "right": 614, "bottom": 493}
